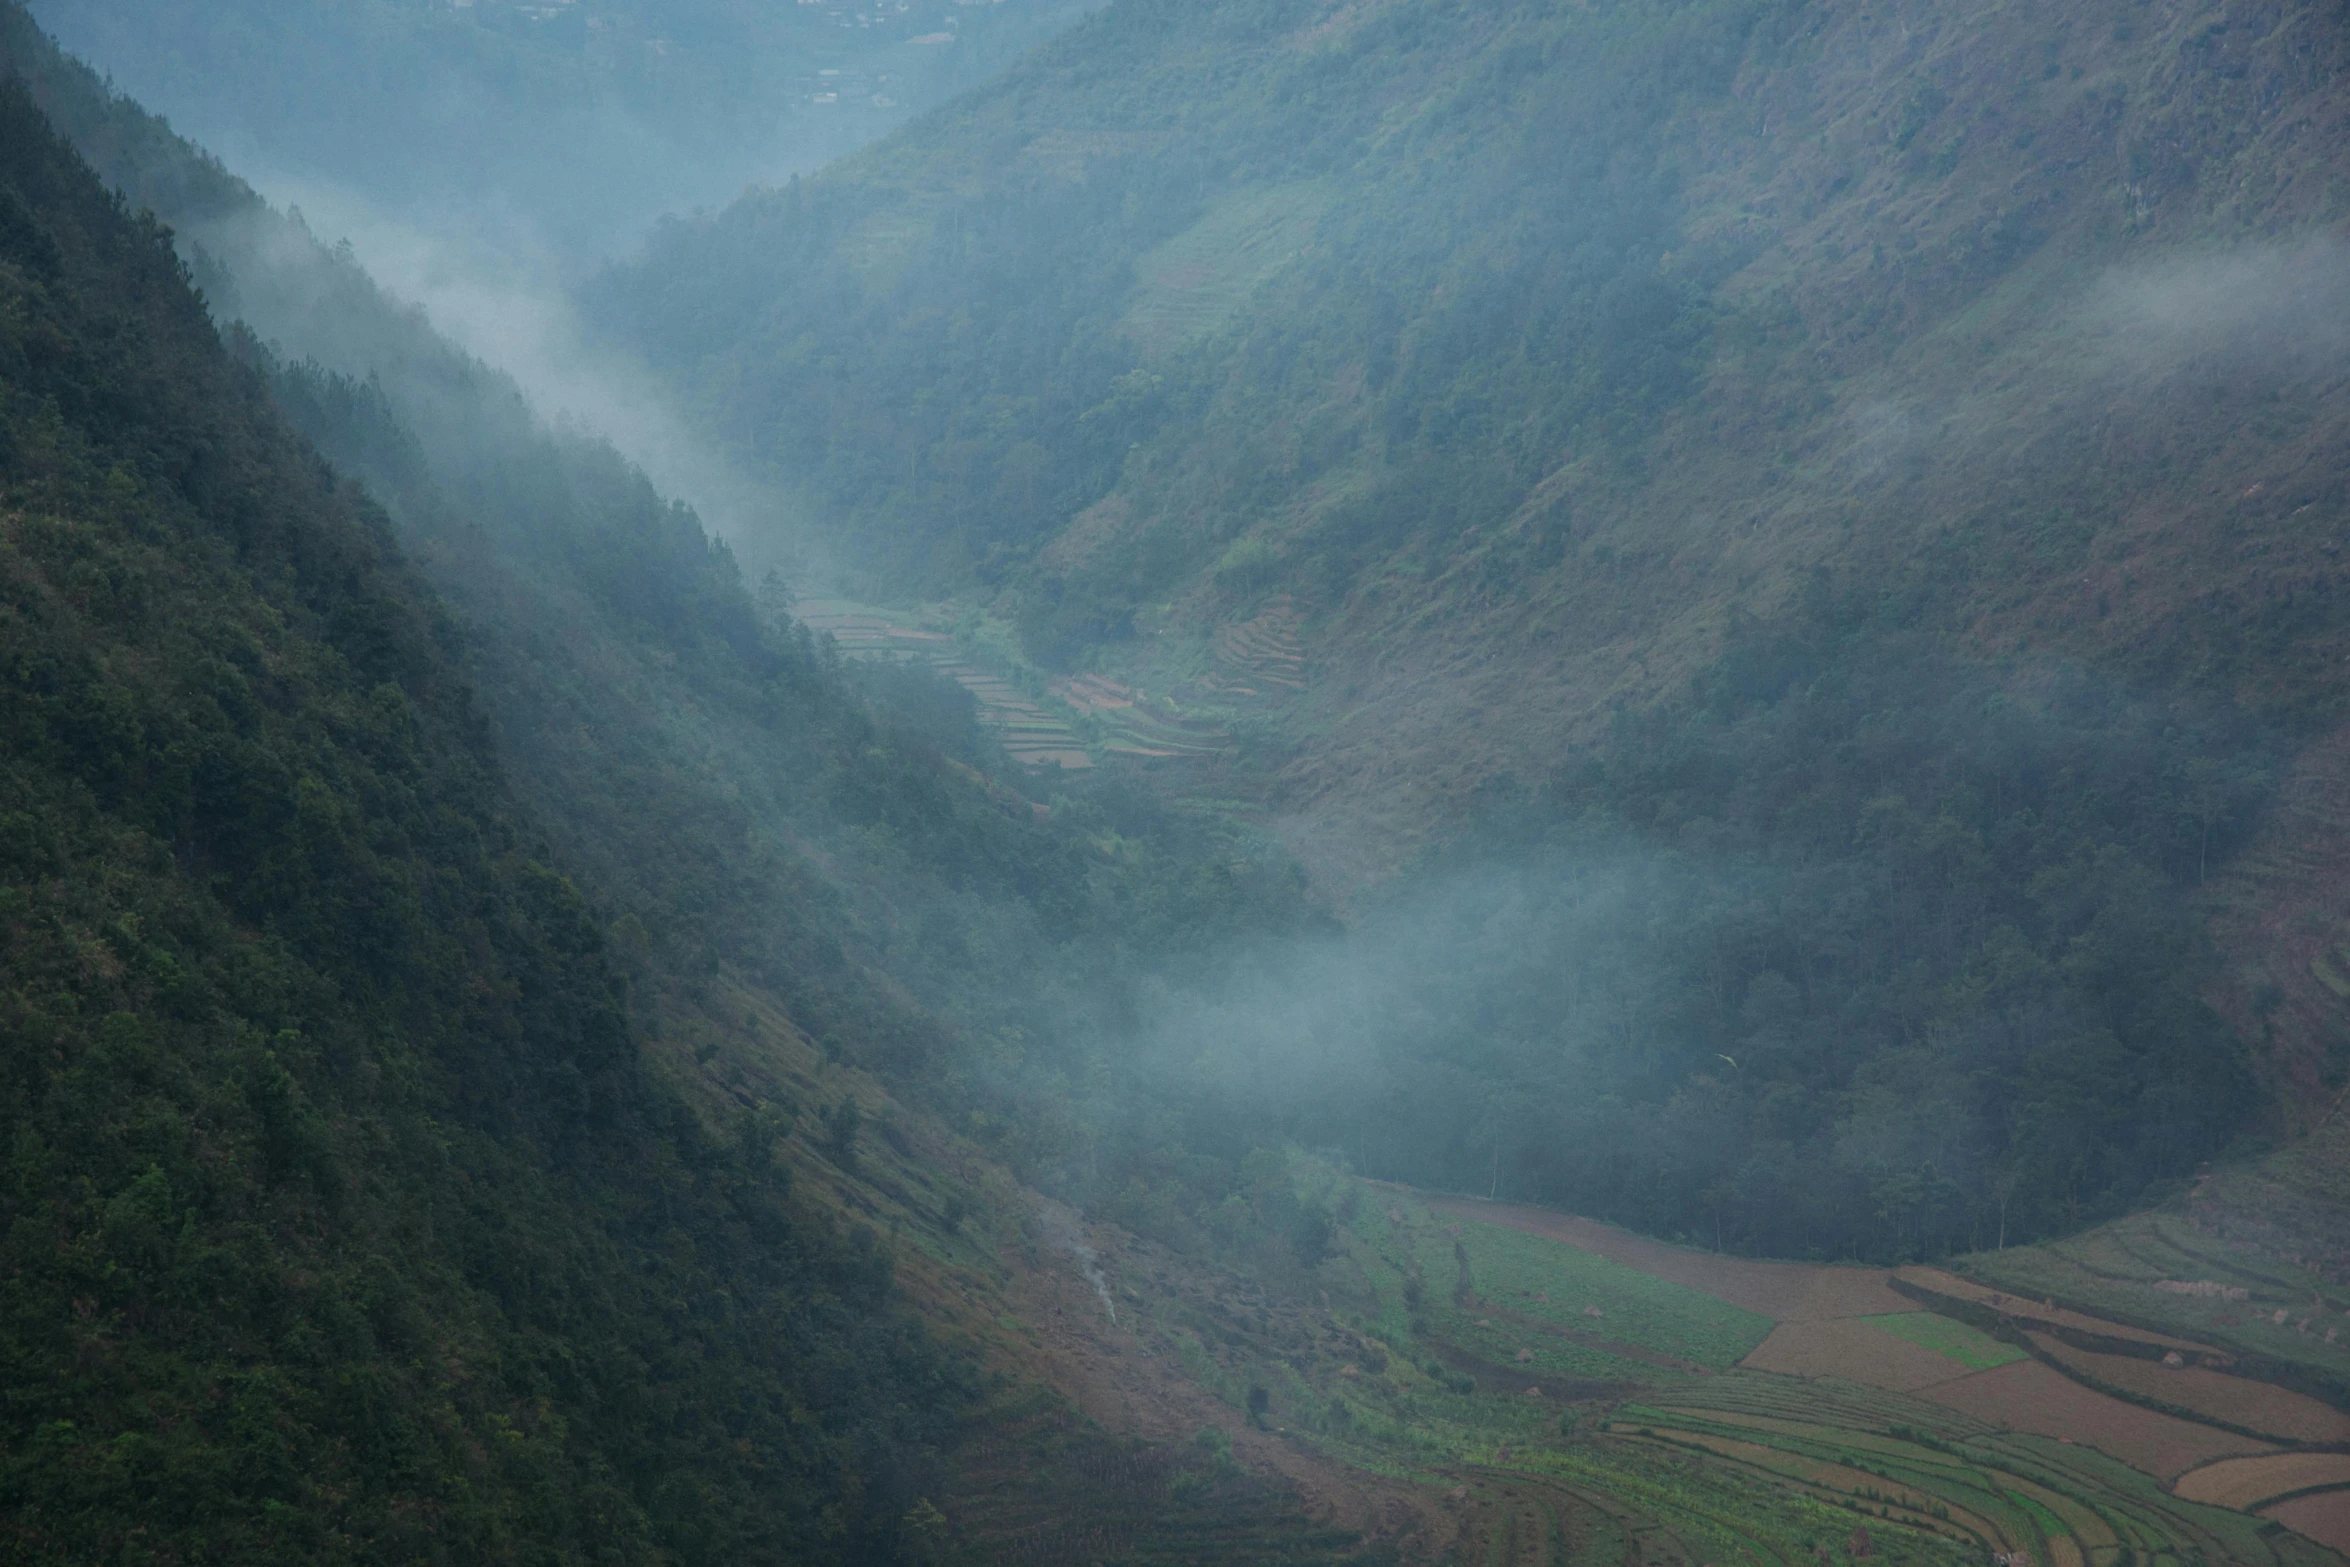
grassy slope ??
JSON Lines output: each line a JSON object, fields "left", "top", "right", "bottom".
{"left": 595, "top": 0, "right": 2350, "bottom": 914}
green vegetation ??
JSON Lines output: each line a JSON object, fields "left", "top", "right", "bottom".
{"left": 1108, "top": 1157, "right": 2338, "bottom": 1567}
{"left": 596, "top": 0, "right": 1756, "bottom": 621}
{"left": 1609, "top": 1387, "right": 2339, "bottom": 1567}
{"left": 1861, "top": 1315, "right": 2026, "bottom": 1372}
{"left": 587, "top": 0, "right": 2346, "bottom": 1266}
{"left": 0, "top": 85, "right": 965, "bottom": 1561}
{"left": 1080, "top": 594, "right": 2278, "bottom": 1263}
{"left": 1378, "top": 1200, "right": 1775, "bottom": 1372}
{"left": 10, "top": 0, "right": 2350, "bottom": 1557}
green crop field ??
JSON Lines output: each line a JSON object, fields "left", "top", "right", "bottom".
{"left": 1862, "top": 1313, "right": 2028, "bottom": 1371}
{"left": 1155, "top": 1164, "right": 2350, "bottom": 1567}
{"left": 1356, "top": 1191, "right": 1778, "bottom": 1371}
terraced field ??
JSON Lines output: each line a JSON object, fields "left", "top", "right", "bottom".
{"left": 1119, "top": 185, "right": 1333, "bottom": 356}
{"left": 1055, "top": 672, "right": 1233, "bottom": 761}
{"left": 1951, "top": 1128, "right": 2350, "bottom": 1412}
{"left": 795, "top": 598, "right": 1096, "bottom": 769}
{"left": 1278, "top": 1185, "right": 2350, "bottom": 1565}
{"left": 794, "top": 598, "right": 1243, "bottom": 769}
{"left": 1206, "top": 595, "right": 1309, "bottom": 697}
{"left": 994, "top": 1166, "right": 2350, "bottom": 1566}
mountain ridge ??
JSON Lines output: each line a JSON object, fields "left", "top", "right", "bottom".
{"left": 593, "top": 0, "right": 2350, "bottom": 868}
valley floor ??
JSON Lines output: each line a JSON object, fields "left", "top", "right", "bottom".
{"left": 958, "top": 1175, "right": 2350, "bottom": 1567}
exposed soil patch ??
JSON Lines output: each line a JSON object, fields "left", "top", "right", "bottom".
{"left": 1918, "top": 1359, "right": 2273, "bottom": 1481}
{"left": 1899, "top": 1266, "right": 2216, "bottom": 1356}
{"left": 1739, "top": 1319, "right": 1981, "bottom": 1392}
{"left": 2173, "top": 1451, "right": 2350, "bottom": 1510}
{"left": 2027, "top": 1332, "right": 2350, "bottom": 1444}
{"left": 1426, "top": 1194, "right": 1911, "bottom": 1321}
{"left": 2263, "top": 1489, "right": 2350, "bottom": 1554}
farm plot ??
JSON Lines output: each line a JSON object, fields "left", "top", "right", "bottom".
{"left": 1953, "top": 1202, "right": 2350, "bottom": 1403}
{"left": 1423, "top": 1195, "right": 1909, "bottom": 1321}
{"left": 1870, "top": 1313, "right": 2030, "bottom": 1371}
{"left": 1381, "top": 1195, "right": 1776, "bottom": 1369}
{"left": 1740, "top": 1316, "right": 2018, "bottom": 1392}
{"left": 2026, "top": 1333, "right": 2350, "bottom": 1443}
{"left": 1919, "top": 1358, "right": 2274, "bottom": 1480}
{"left": 2175, "top": 1453, "right": 2350, "bottom": 1510}
{"left": 1120, "top": 186, "right": 1332, "bottom": 355}
{"left": 795, "top": 599, "right": 1099, "bottom": 769}
{"left": 1632, "top": 1378, "right": 2342, "bottom": 1567}
{"left": 1205, "top": 596, "right": 1308, "bottom": 696}
{"left": 1896, "top": 1267, "right": 2211, "bottom": 1356}
{"left": 1271, "top": 1177, "right": 2350, "bottom": 1566}
{"left": 2267, "top": 1492, "right": 2350, "bottom": 1555}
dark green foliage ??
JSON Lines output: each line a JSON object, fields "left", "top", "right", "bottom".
{"left": 825, "top": 1095, "right": 866, "bottom": 1172}
{"left": 1, "top": 0, "right": 1326, "bottom": 1177}
{"left": 0, "top": 84, "right": 966, "bottom": 1562}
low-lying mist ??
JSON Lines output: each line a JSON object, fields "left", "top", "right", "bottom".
{"left": 221, "top": 176, "right": 822, "bottom": 572}
{"left": 1065, "top": 623, "right": 2275, "bottom": 1266}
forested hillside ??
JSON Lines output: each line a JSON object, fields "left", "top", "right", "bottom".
{"left": 0, "top": 0, "right": 1316, "bottom": 1136}
{"left": 582, "top": 0, "right": 2350, "bottom": 1254}
{"left": 0, "top": 84, "right": 974, "bottom": 1561}
{"left": 594, "top": 0, "right": 2350, "bottom": 852}
{"left": 12, "top": 0, "right": 2350, "bottom": 1559}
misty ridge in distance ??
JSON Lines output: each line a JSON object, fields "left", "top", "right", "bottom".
{"left": 24, "top": 0, "right": 1096, "bottom": 556}
{"left": 30, "top": 0, "right": 1097, "bottom": 260}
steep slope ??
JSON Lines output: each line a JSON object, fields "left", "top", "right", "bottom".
{"left": 0, "top": 0, "right": 1320, "bottom": 1128}
{"left": 587, "top": 0, "right": 2350, "bottom": 1203}
{"left": 592, "top": 0, "right": 2350, "bottom": 859}
{"left": 0, "top": 85, "right": 967, "bottom": 1562}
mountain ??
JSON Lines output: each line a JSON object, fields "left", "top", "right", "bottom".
{"left": 26, "top": 0, "right": 1092, "bottom": 257}
{"left": 583, "top": 0, "right": 2350, "bottom": 1246}
{"left": 0, "top": 79, "right": 974, "bottom": 1562}
{"left": 13, "top": 2, "right": 2350, "bottom": 1561}
{"left": 0, "top": 15, "right": 1407, "bottom": 1559}
{"left": 591, "top": 0, "right": 2350, "bottom": 862}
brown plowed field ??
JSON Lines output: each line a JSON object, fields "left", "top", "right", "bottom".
{"left": 1919, "top": 1359, "right": 2274, "bottom": 1480}
{"left": 1898, "top": 1267, "right": 2214, "bottom": 1355}
{"left": 2263, "top": 1489, "right": 2350, "bottom": 1554}
{"left": 2027, "top": 1332, "right": 2350, "bottom": 1444}
{"left": 1739, "top": 1319, "right": 1980, "bottom": 1391}
{"left": 2174, "top": 1452, "right": 2350, "bottom": 1510}
{"left": 1422, "top": 1196, "right": 1910, "bottom": 1321}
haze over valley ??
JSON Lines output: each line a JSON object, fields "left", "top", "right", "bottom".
{"left": 2, "top": 2, "right": 2348, "bottom": 1562}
